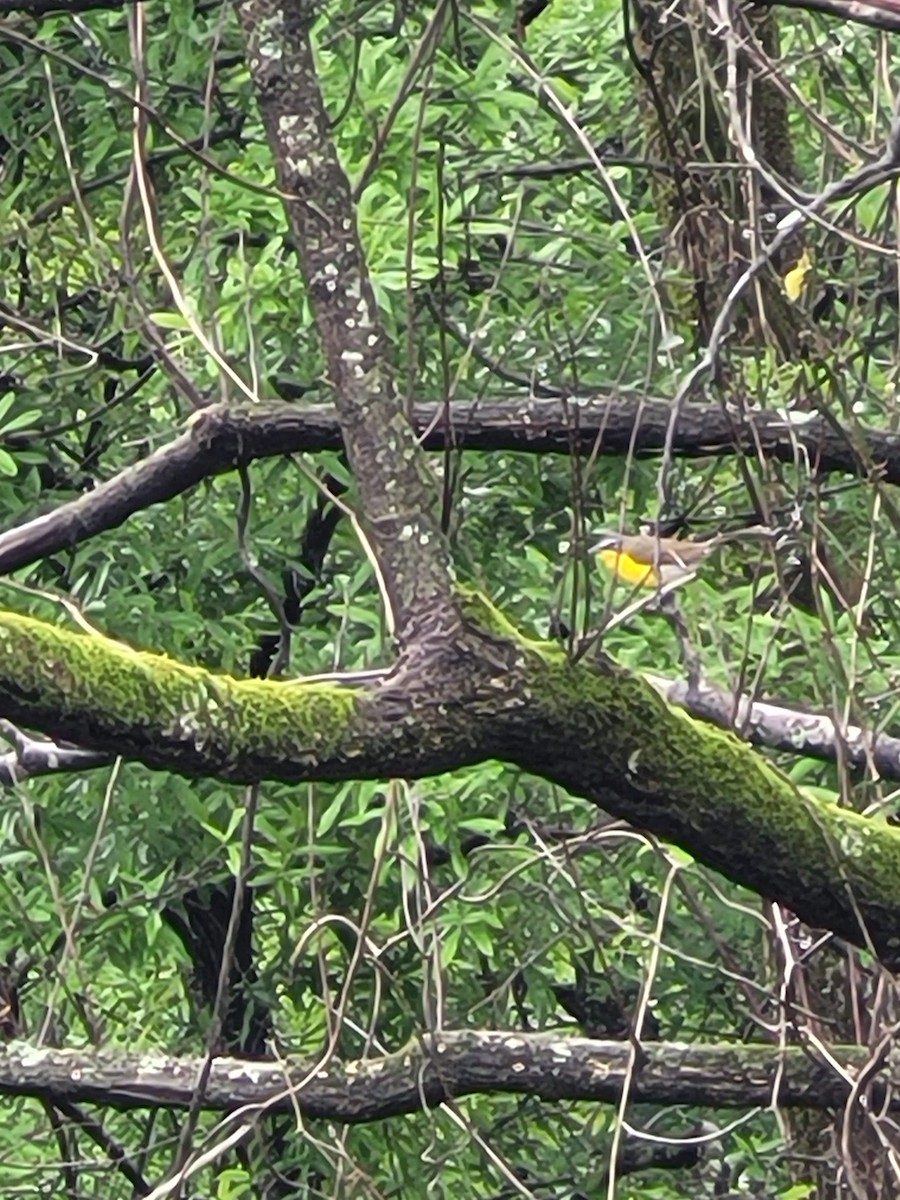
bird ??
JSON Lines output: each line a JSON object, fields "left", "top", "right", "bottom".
{"left": 590, "top": 527, "right": 774, "bottom": 590}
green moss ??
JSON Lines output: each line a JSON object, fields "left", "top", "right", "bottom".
{"left": 0, "top": 611, "right": 358, "bottom": 765}
{"left": 520, "top": 647, "right": 900, "bottom": 928}
{"left": 456, "top": 586, "right": 564, "bottom": 659}
{"left": 7, "top": 598, "right": 900, "bottom": 950}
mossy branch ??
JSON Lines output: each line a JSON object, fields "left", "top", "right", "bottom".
{"left": 0, "top": 611, "right": 363, "bottom": 780}
{"left": 2, "top": 604, "right": 900, "bottom": 966}
{"left": 516, "top": 651, "right": 900, "bottom": 962}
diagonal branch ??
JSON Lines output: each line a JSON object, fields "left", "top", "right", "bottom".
{"left": 235, "top": 1, "right": 456, "bottom": 646}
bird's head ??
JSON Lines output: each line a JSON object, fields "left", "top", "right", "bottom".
{"left": 588, "top": 532, "right": 624, "bottom": 555}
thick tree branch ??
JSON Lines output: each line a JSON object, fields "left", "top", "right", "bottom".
{"left": 0, "top": 1032, "right": 892, "bottom": 1117}
{"left": 2, "top": 604, "right": 900, "bottom": 967}
{"left": 0, "top": 609, "right": 503, "bottom": 781}
{"left": 4, "top": 656, "right": 896, "bottom": 801}
{"left": 235, "top": 1, "right": 456, "bottom": 645}
{"left": 0, "top": 396, "right": 895, "bottom": 581}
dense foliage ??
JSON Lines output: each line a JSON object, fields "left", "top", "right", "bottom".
{"left": 1, "top": 0, "right": 899, "bottom": 1196}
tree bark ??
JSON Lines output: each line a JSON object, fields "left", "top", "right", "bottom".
{"left": 0, "top": 1032, "right": 892, "bottom": 1118}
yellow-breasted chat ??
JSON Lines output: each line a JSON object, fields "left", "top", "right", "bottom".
{"left": 590, "top": 527, "right": 775, "bottom": 589}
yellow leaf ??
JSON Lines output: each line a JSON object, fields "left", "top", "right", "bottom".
{"left": 783, "top": 248, "right": 813, "bottom": 302}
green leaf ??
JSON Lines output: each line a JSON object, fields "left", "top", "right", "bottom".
{"left": 0, "top": 408, "right": 40, "bottom": 435}
{"left": 316, "top": 788, "right": 348, "bottom": 838}
{"left": 149, "top": 311, "right": 192, "bottom": 330}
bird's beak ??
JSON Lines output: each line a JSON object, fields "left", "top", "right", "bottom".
{"left": 589, "top": 537, "right": 616, "bottom": 554}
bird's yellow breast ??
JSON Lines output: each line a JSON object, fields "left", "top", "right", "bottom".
{"left": 597, "top": 549, "right": 659, "bottom": 588}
